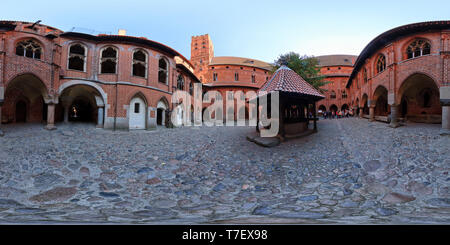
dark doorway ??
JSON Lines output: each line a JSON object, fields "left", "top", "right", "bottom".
{"left": 69, "top": 98, "right": 94, "bottom": 122}
{"left": 401, "top": 98, "right": 408, "bottom": 117}
{"left": 16, "top": 100, "right": 27, "bottom": 122}
{"left": 157, "top": 108, "right": 163, "bottom": 125}
{"left": 42, "top": 100, "right": 47, "bottom": 122}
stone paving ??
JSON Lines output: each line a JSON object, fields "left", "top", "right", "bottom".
{"left": 0, "top": 118, "right": 449, "bottom": 224}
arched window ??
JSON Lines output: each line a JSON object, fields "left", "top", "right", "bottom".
{"left": 158, "top": 58, "right": 168, "bottom": 84}
{"left": 376, "top": 54, "right": 386, "bottom": 74}
{"left": 68, "top": 43, "right": 86, "bottom": 71}
{"left": 213, "top": 72, "right": 218, "bottom": 81}
{"left": 342, "top": 90, "right": 348, "bottom": 99}
{"left": 100, "top": 47, "right": 117, "bottom": 74}
{"left": 189, "top": 82, "right": 193, "bottom": 95}
{"left": 15, "top": 39, "right": 42, "bottom": 60}
{"left": 132, "top": 50, "right": 147, "bottom": 78}
{"left": 235, "top": 72, "right": 239, "bottom": 81}
{"left": 251, "top": 74, "right": 256, "bottom": 83}
{"left": 330, "top": 90, "right": 336, "bottom": 99}
{"left": 363, "top": 68, "right": 368, "bottom": 83}
{"left": 406, "top": 39, "right": 431, "bottom": 59}
{"left": 177, "top": 75, "right": 184, "bottom": 90}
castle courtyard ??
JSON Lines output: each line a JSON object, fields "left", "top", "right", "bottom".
{"left": 0, "top": 119, "right": 448, "bottom": 224}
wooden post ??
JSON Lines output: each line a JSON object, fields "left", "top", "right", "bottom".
{"left": 279, "top": 95, "right": 285, "bottom": 140}
{"left": 313, "top": 101, "right": 317, "bottom": 132}
{"left": 256, "top": 97, "right": 260, "bottom": 133}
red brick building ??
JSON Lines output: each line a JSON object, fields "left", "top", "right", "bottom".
{"left": 190, "top": 34, "right": 272, "bottom": 121}
{"left": 316, "top": 55, "right": 357, "bottom": 113}
{"left": 0, "top": 21, "right": 199, "bottom": 131}
{"left": 346, "top": 20, "right": 450, "bottom": 132}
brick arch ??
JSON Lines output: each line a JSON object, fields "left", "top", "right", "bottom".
{"left": 156, "top": 95, "right": 170, "bottom": 109}
{"left": 6, "top": 72, "right": 49, "bottom": 99}
{"left": 126, "top": 90, "right": 149, "bottom": 107}
{"left": 58, "top": 80, "right": 107, "bottom": 106}
{"left": 397, "top": 70, "right": 440, "bottom": 96}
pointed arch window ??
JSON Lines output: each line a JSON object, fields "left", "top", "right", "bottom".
{"left": 100, "top": 47, "right": 118, "bottom": 74}
{"left": 363, "top": 68, "right": 368, "bottom": 84}
{"left": 406, "top": 39, "right": 431, "bottom": 59}
{"left": 15, "top": 39, "right": 42, "bottom": 60}
{"left": 342, "top": 90, "right": 348, "bottom": 99}
{"left": 133, "top": 50, "right": 147, "bottom": 78}
{"left": 158, "top": 58, "right": 168, "bottom": 84}
{"left": 330, "top": 90, "right": 336, "bottom": 99}
{"left": 189, "top": 82, "right": 193, "bottom": 95}
{"left": 177, "top": 75, "right": 185, "bottom": 90}
{"left": 68, "top": 43, "right": 86, "bottom": 71}
{"left": 376, "top": 54, "right": 386, "bottom": 74}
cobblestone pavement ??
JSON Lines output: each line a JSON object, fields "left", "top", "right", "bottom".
{"left": 0, "top": 118, "right": 449, "bottom": 224}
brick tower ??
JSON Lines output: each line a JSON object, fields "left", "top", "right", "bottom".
{"left": 190, "top": 34, "right": 214, "bottom": 83}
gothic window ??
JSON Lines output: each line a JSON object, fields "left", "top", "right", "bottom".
{"left": 330, "top": 90, "right": 336, "bottom": 99}
{"left": 158, "top": 58, "right": 168, "bottom": 84}
{"left": 68, "top": 43, "right": 86, "bottom": 71}
{"left": 189, "top": 82, "right": 193, "bottom": 95}
{"left": 342, "top": 90, "right": 348, "bottom": 99}
{"left": 376, "top": 54, "right": 386, "bottom": 74}
{"left": 15, "top": 39, "right": 42, "bottom": 60}
{"left": 177, "top": 75, "right": 184, "bottom": 90}
{"left": 251, "top": 74, "right": 256, "bottom": 83}
{"left": 100, "top": 47, "right": 117, "bottom": 74}
{"left": 363, "top": 68, "right": 368, "bottom": 83}
{"left": 235, "top": 72, "right": 239, "bottom": 81}
{"left": 132, "top": 50, "right": 147, "bottom": 78}
{"left": 213, "top": 73, "right": 218, "bottom": 81}
{"left": 406, "top": 39, "right": 431, "bottom": 59}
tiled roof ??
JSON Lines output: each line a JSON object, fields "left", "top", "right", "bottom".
{"left": 209, "top": 56, "right": 273, "bottom": 70}
{"left": 316, "top": 55, "right": 357, "bottom": 67}
{"left": 259, "top": 66, "right": 325, "bottom": 99}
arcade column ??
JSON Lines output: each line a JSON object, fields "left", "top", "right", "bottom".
{"left": 0, "top": 100, "right": 4, "bottom": 137}
{"left": 368, "top": 100, "right": 375, "bottom": 122}
{"left": 45, "top": 103, "right": 57, "bottom": 130}
{"left": 441, "top": 86, "right": 450, "bottom": 135}
{"left": 97, "top": 106, "right": 104, "bottom": 128}
{"left": 388, "top": 93, "right": 400, "bottom": 128}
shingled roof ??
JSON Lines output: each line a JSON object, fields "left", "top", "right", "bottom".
{"left": 258, "top": 66, "right": 325, "bottom": 100}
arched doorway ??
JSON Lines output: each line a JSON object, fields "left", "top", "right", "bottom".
{"left": 398, "top": 73, "right": 441, "bottom": 123}
{"left": 341, "top": 104, "right": 349, "bottom": 111}
{"left": 15, "top": 100, "right": 27, "bottom": 122}
{"left": 355, "top": 98, "right": 360, "bottom": 115}
{"left": 4, "top": 74, "right": 48, "bottom": 124}
{"left": 156, "top": 98, "right": 169, "bottom": 126}
{"left": 318, "top": 105, "right": 326, "bottom": 112}
{"left": 129, "top": 96, "right": 147, "bottom": 130}
{"left": 330, "top": 104, "right": 338, "bottom": 112}
{"left": 59, "top": 84, "right": 104, "bottom": 126}
{"left": 362, "top": 94, "right": 369, "bottom": 115}
{"left": 373, "top": 86, "right": 389, "bottom": 116}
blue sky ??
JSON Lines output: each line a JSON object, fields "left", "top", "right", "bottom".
{"left": 2, "top": 0, "right": 449, "bottom": 62}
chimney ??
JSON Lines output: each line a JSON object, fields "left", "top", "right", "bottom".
{"left": 118, "top": 29, "right": 126, "bottom": 36}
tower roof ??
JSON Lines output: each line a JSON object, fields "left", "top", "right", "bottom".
{"left": 258, "top": 66, "right": 325, "bottom": 100}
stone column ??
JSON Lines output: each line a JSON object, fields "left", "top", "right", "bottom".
{"left": 369, "top": 106, "right": 375, "bottom": 122}
{"left": 0, "top": 102, "right": 4, "bottom": 137}
{"left": 45, "top": 103, "right": 57, "bottom": 130}
{"left": 97, "top": 106, "right": 104, "bottom": 128}
{"left": 64, "top": 105, "right": 69, "bottom": 123}
{"left": 441, "top": 86, "right": 450, "bottom": 135}
{"left": 389, "top": 104, "right": 400, "bottom": 128}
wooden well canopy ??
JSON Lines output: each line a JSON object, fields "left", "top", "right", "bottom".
{"left": 255, "top": 65, "right": 325, "bottom": 138}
